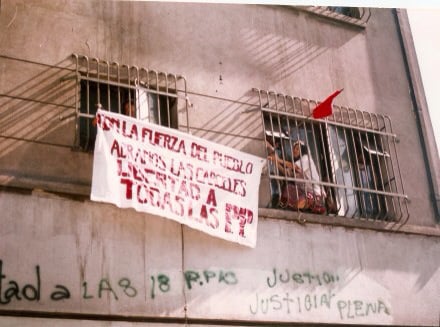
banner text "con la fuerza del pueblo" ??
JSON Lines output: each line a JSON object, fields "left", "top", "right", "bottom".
{"left": 91, "top": 110, "right": 264, "bottom": 247}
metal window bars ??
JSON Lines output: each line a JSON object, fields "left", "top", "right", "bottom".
{"left": 254, "top": 88, "right": 409, "bottom": 223}
{"left": 70, "top": 53, "right": 189, "bottom": 149}
{"left": 299, "top": 6, "right": 371, "bottom": 28}
{"left": 325, "top": 6, "right": 371, "bottom": 21}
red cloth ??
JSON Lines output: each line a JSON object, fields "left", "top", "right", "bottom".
{"left": 312, "top": 89, "right": 343, "bottom": 119}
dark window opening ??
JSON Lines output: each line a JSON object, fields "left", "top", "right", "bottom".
{"left": 327, "top": 6, "right": 361, "bottom": 19}
{"left": 256, "top": 89, "right": 408, "bottom": 222}
{"left": 328, "top": 126, "right": 393, "bottom": 219}
{"left": 78, "top": 80, "right": 135, "bottom": 151}
{"left": 265, "top": 113, "right": 328, "bottom": 215}
{"left": 71, "top": 54, "right": 188, "bottom": 154}
{"left": 78, "top": 79, "right": 177, "bottom": 152}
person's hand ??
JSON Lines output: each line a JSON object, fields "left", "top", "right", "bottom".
{"left": 267, "top": 153, "right": 277, "bottom": 163}
{"left": 266, "top": 140, "right": 275, "bottom": 154}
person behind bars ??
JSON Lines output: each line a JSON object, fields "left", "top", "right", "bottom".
{"left": 268, "top": 140, "right": 325, "bottom": 213}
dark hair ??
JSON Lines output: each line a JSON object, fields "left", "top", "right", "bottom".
{"left": 293, "top": 141, "right": 308, "bottom": 160}
{"left": 123, "top": 99, "right": 135, "bottom": 106}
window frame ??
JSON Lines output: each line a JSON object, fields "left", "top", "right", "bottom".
{"left": 255, "top": 88, "right": 409, "bottom": 223}
{"left": 71, "top": 54, "right": 189, "bottom": 151}
{"left": 297, "top": 6, "right": 371, "bottom": 28}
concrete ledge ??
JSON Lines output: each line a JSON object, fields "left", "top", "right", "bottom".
{"left": 1, "top": 184, "right": 438, "bottom": 238}
{"left": 295, "top": 6, "right": 368, "bottom": 28}
{"left": 259, "top": 208, "right": 440, "bottom": 238}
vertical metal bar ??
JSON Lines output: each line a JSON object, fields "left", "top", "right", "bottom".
{"left": 132, "top": 66, "right": 139, "bottom": 118}
{"left": 180, "top": 75, "right": 189, "bottom": 133}
{"left": 354, "top": 109, "right": 369, "bottom": 218}
{"left": 282, "top": 94, "right": 299, "bottom": 210}
{"left": 383, "top": 116, "right": 402, "bottom": 221}
{"left": 111, "top": 62, "right": 120, "bottom": 114}
{"left": 371, "top": 113, "right": 389, "bottom": 219}
{"left": 377, "top": 114, "right": 398, "bottom": 220}
{"left": 139, "top": 68, "right": 148, "bottom": 87}
{"left": 293, "top": 99, "right": 309, "bottom": 205}
{"left": 274, "top": 92, "right": 290, "bottom": 206}
{"left": 165, "top": 74, "right": 173, "bottom": 127}
{"left": 331, "top": 122, "right": 345, "bottom": 215}
{"left": 324, "top": 106, "right": 337, "bottom": 214}
{"left": 85, "top": 56, "right": 92, "bottom": 150}
{"left": 257, "top": 89, "right": 279, "bottom": 206}
{"left": 315, "top": 118, "right": 328, "bottom": 198}
{"left": 360, "top": 112, "right": 375, "bottom": 219}
{"left": 139, "top": 68, "right": 149, "bottom": 123}
{"left": 308, "top": 113, "right": 321, "bottom": 201}
{"left": 346, "top": 107, "right": 363, "bottom": 218}
{"left": 152, "top": 70, "right": 160, "bottom": 124}
{"left": 127, "top": 65, "right": 132, "bottom": 111}
{"left": 72, "top": 54, "right": 80, "bottom": 148}
{"left": 282, "top": 94, "right": 297, "bottom": 206}
{"left": 92, "top": 58, "right": 100, "bottom": 108}
{"left": 104, "top": 60, "right": 110, "bottom": 111}
{"left": 121, "top": 64, "right": 130, "bottom": 114}
{"left": 376, "top": 114, "right": 395, "bottom": 219}
{"left": 293, "top": 114, "right": 304, "bottom": 210}
{"left": 285, "top": 95, "right": 295, "bottom": 153}
{"left": 340, "top": 106, "right": 356, "bottom": 217}
{"left": 334, "top": 107, "right": 348, "bottom": 215}
{"left": 386, "top": 115, "right": 408, "bottom": 223}
{"left": 362, "top": 111, "right": 382, "bottom": 220}
{"left": 158, "top": 72, "right": 166, "bottom": 125}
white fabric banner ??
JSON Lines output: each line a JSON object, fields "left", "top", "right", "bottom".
{"left": 91, "top": 110, "right": 265, "bottom": 248}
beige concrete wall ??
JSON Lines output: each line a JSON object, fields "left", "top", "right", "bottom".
{"left": 0, "top": 191, "right": 439, "bottom": 325}
{"left": 0, "top": 1, "right": 436, "bottom": 226}
{"left": 0, "top": 317, "right": 183, "bottom": 327}
{"left": 0, "top": 2, "right": 439, "bottom": 326}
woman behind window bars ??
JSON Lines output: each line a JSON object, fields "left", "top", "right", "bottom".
{"left": 268, "top": 140, "right": 326, "bottom": 214}
{"left": 123, "top": 99, "right": 136, "bottom": 118}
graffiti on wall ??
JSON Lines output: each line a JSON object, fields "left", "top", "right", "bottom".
{"left": 0, "top": 260, "right": 390, "bottom": 321}
{"left": 249, "top": 268, "right": 390, "bottom": 320}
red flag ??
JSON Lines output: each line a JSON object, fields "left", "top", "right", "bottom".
{"left": 312, "top": 89, "right": 343, "bottom": 119}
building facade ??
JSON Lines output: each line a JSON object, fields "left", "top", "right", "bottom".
{"left": 0, "top": 1, "right": 439, "bottom": 326}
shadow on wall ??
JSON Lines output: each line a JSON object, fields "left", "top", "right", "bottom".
{"left": 189, "top": 90, "right": 263, "bottom": 152}
{"left": 238, "top": 6, "right": 361, "bottom": 84}
{"left": 239, "top": 28, "right": 329, "bottom": 84}
{"left": 340, "top": 231, "right": 440, "bottom": 297}
{"left": 0, "top": 55, "right": 82, "bottom": 188}
{"left": 0, "top": 55, "right": 77, "bottom": 158}
{"left": 182, "top": 6, "right": 362, "bottom": 151}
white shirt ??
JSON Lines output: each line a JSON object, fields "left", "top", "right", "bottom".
{"left": 294, "top": 154, "right": 324, "bottom": 196}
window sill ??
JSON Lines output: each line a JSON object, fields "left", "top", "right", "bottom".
{"left": 0, "top": 175, "right": 91, "bottom": 200}
{"left": 297, "top": 6, "right": 368, "bottom": 29}
{"left": 1, "top": 183, "right": 437, "bottom": 237}
{"left": 259, "top": 208, "right": 440, "bottom": 238}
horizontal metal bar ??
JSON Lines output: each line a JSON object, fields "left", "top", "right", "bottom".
{"left": 78, "top": 76, "right": 181, "bottom": 99}
{"left": 0, "top": 54, "right": 76, "bottom": 71}
{"left": 253, "top": 87, "right": 397, "bottom": 138}
{"left": 0, "top": 93, "right": 75, "bottom": 110}
{"left": 268, "top": 173, "right": 408, "bottom": 199}
{"left": 260, "top": 106, "right": 397, "bottom": 138}
{"left": 0, "top": 134, "right": 73, "bottom": 149}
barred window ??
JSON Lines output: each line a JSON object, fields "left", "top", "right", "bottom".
{"left": 255, "top": 89, "right": 409, "bottom": 222}
{"left": 299, "top": 6, "right": 371, "bottom": 28}
{"left": 327, "top": 6, "right": 361, "bottom": 19}
{"left": 71, "top": 54, "right": 187, "bottom": 151}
